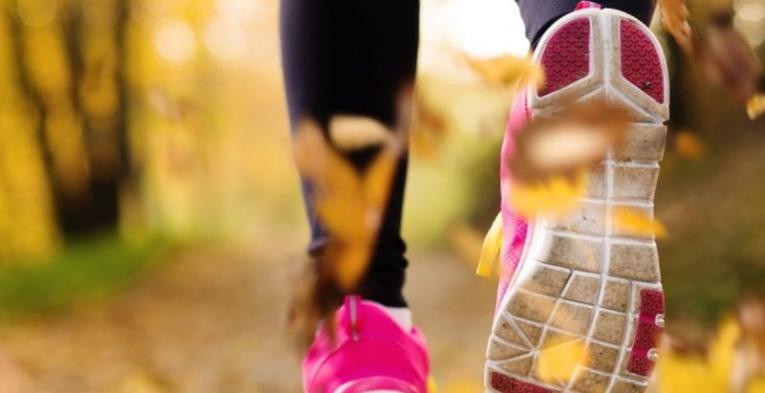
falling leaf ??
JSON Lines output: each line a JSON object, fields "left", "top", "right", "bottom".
{"left": 526, "top": 123, "right": 610, "bottom": 171}
{"left": 657, "top": 318, "right": 740, "bottom": 393}
{"left": 675, "top": 130, "right": 705, "bottom": 160}
{"left": 362, "top": 135, "right": 402, "bottom": 222}
{"left": 507, "top": 99, "right": 629, "bottom": 184}
{"left": 747, "top": 94, "right": 765, "bottom": 120}
{"left": 613, "top": 206, "right": 668, "bottom": 239}
{"left": 506, "top": 172, "right": 588, "bottom": 220}
{"left": 409, "top": 78, "right": 448, "bottom": 158}
{"left": 661, "top": 4, "right": 764, "bottom": 108}
{"left": 536, "top": 337, "right": 589, "bottom": 383}
{"left": 427, "top": 376, "right": 439, "bottom": 393}
{"left": 294, "top": 121, "right": 368, "bottom": 246}
{"left": 290, "top": 118, "right": 403, "bottom": 345}
{"left": 410, "top": 74, "right": 507, "bottom": 158}
{"left": 293, "top": 118, "right": 402, "bottom": 291}
{"left": 697, "top": 17, "right": 762, "bottom": 103}
{"left": 658, "top": 0, "right": 694, "bottom": 54}
{"left": 329, "top": 115, "right": 394, "bottom": 151}
{"left": 463, "top": 54, "right": 544, "bottom": 89}
{"left": 709, "top": 318, "right": 740, "bottom": 383}
{"left": 657, "top": 347, "right": 725, "bottom": 393}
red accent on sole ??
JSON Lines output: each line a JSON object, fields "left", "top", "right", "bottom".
{"left": 490, "top": 373, "right": 552, "bottom": 393}
{"left": 627, "top": 289, "right": 665, "bottom": 376}
{"left": 576, "top": 1, "right": 602, "bottom": 10}
{"left": 620, "top": 20, "right": 665, "bottom": 104}
{"left": 539, "top": 18, "right": 591, "bottom": 97}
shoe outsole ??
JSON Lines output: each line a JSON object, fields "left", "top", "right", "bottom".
{"left": 485, "top": 8, "right": 668, "bottom": 393}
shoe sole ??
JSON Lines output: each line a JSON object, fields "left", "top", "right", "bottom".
{"left": 485, "top": 8, "right": 668, "bottom": 393}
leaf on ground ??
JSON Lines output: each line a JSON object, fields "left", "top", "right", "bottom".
{"left": 613, "top": 206, "right": 668, "bottom": 239}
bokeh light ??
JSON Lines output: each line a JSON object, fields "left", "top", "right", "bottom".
{"left": 152, "top": 19, "right": 197, "bottom": 63}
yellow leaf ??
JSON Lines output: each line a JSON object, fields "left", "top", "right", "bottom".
{"left": 363, "top": 141, "right": 401, "bottom": 219}
{"left": 709, "top": 318, "right": 740, "bottom": 382}
{"left": 657, "top": 351, "right": 724, "bottom": 393}
{"left": 658, "top": 0, "right": 693, "bottom": 54}
{"left": 295, "top": 120, "right": 366, "bottom": 240}
{"left": 329, "top": 115, "right": 393, "bottom": 151}
{"left": 428, "top": 376, "right": 439, "bottom": 393}
{"left": 476, "top": 213, "right": 503, "bottom": 277}
{"left": 293, "top": 118, "right": 402, "bottom": 291}
{"left": 537, "top": 337, "right": 589, "bottom": 383}
{"left": 506, "top": 99, "right": 629, "bottom": 184}
{"left": 612, "top": 207, "right": 668, "bottom": 239}
{"left": 334, "top": 245, "right": 374, "bottom": 291}
{"left": 747, "top": 377, "right": 765, "bottom": 393}
{"left": 463, "top": 54, "right": 545, "bottom": 88}
{"left": 747, "top": 94, "right": 765, "bottom": 120}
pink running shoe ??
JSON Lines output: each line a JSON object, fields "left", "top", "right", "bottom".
{"left": 302, "top": 296, "right": 431, "bottom": 393}
{"left": 483, "top": 3, "right": 669, "bottom": 393}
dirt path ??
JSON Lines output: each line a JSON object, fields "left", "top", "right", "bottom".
{"left": 0, "top": 244, "right": 496, "bottom": 393}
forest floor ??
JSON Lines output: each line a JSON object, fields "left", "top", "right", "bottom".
{"left": 0, "top": 240, "right": 496, "bottom": 393}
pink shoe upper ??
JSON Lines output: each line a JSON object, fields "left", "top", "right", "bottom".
{"left": 302, "top": 296, "right": 430, "bottom": 393}
{"left": 497, "top": 92, "right": 532, "bottom": 306}
{"left": 496, "top": 0, "right": 604, "bottom": 308}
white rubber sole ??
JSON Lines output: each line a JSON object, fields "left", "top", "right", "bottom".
{"left": 485, "top": 7, "right": 669, "bottom": 393}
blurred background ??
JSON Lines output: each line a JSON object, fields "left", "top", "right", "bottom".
{"left": 0, "top": 0, "right": 763, "bottom": 391}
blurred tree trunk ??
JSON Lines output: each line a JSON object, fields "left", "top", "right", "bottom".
{"left": 8, "top": 0, "right": 132, "bottom": 237}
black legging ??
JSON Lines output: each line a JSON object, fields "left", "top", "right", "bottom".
{"left": 281, "top": 0, "right": 656, "bottom": 307}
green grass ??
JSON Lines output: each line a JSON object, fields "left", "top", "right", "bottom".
{"left": 0, "top": 235, "right": 170, "bottom": 317}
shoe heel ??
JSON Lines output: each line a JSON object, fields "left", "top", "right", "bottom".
{"left": 486, "top": 6, "right": 669, "bottom": 393}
